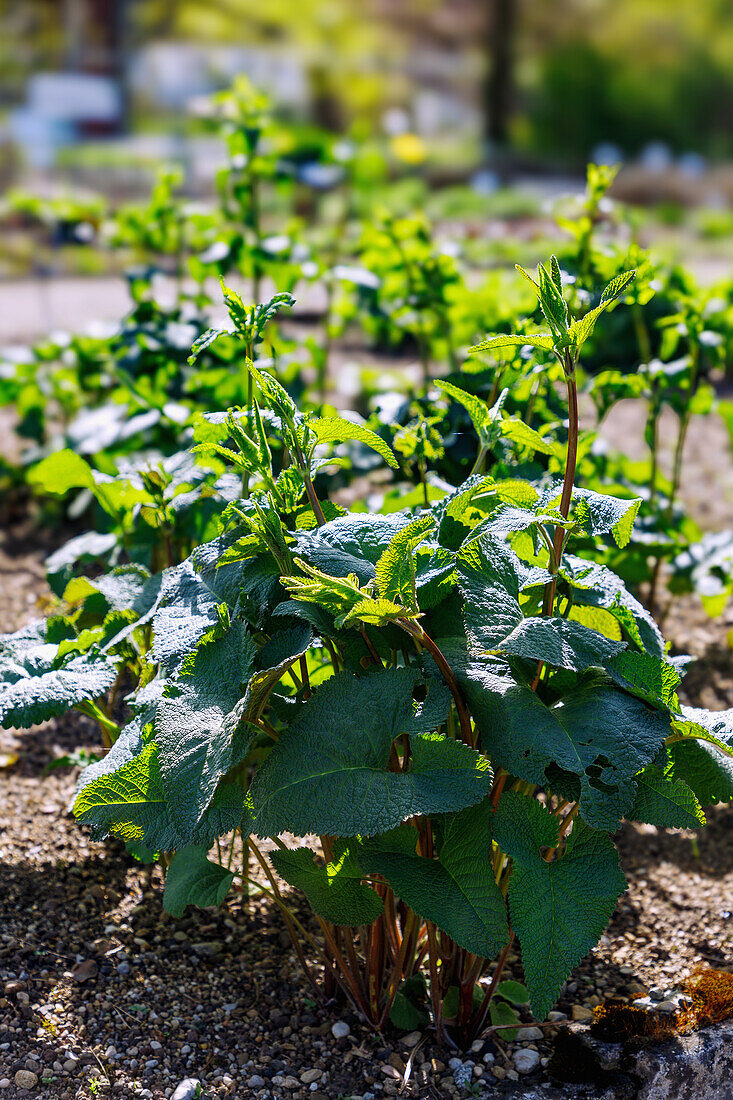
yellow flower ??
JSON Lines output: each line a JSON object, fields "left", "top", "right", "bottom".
{"left": 390, "top": 133, "right": 426, "bottom": 166}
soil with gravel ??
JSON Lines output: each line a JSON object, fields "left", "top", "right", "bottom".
{"left": 2, "top": 395, "right": 733, "bottom": 1099}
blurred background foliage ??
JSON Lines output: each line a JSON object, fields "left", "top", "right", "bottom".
{"left": 2, "top": 0, "right": 733, "bottom": 173}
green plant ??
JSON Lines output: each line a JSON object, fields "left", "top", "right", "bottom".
{"left": 5, "top": 269, "right": 732, "bottom": 1050}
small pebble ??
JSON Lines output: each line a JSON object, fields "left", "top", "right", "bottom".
{"left": 171, "top": 1078, "right": 201, "bottom": 1100}
{"left": 402, "top": 1031, "right": 422, "bottom": 1048}
{"left": 0, "top": 1081, "right": 10, "bottom": 1090}
{"left": 452, "top": 1063, "right": 473, "bottom": 1087}
{"left": 300, "top": 1069, "right": 322, "bottom": 1084}
{"left": 517, "top": 1026, "right": 543, "bottom": 1041}
{"left": 513, "top": 1048, "right": 540, "bottom": 1075}
{"left": 14, "top": 1070, "right": 38, "bottom": 1089}
{"left": 657, "top": 1000, "right": 679, "bottom": 1014}
{"left": 331, "top": 1020, "right": 350, "bottom": 1039}
{"left": 246, "top": 1076, "right": 266, "bottom": 1089}
{"left": 571, "top": 1004, "right": 593, "bottom": 1021}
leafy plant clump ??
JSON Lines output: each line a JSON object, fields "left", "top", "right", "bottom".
{"left": 3, "top": 263, "right": 733, "bottom": 1049}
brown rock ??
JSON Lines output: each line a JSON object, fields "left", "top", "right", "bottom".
{"left": 14, "top": 1070, "right": 38, "bottom": 1090}
{"left": 71, "top": 959, "right": 98, "bottom": 983}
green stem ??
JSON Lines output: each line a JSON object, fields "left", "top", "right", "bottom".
{"left": 669, "top": 343, "right": 700, "bottom": 517}
{"left": 246, "top": 839, "right": 322, "bottom": 997}
{"left": 294, "top": 442, "right": 327, "bottom": 527}
{"left": 75, "top": 701, "right": 120, "bottom": 749}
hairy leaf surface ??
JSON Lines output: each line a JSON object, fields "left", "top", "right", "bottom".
{"left": 270, "top": 846, "right": 383, "bottom": 926}
{"left": 494, "top": 792, "right": 626, "bottom": 1020}
{"left": 251, "top": 668, "right": 492, "bottom": 837}
{"left": 156, "top": 622, "right": 257, "bottom": 831}
{"left": 163, "top": 846, "right": 235, "bottom": 916}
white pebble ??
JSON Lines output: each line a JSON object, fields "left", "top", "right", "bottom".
{"left": 331, "top": 1020, "right": 350, "bottom": 1039}
{"left": 517, "top": 1026, "right": 543, "bottom": 1041}
{"left": 513, "top": 1048, "right": 540, "bottom": 1075}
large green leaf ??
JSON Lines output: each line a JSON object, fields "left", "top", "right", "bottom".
{"left": 73, "top": 742, "right": 251, "bottom": 851}
{"left": 270, "top": 846, "right": 384, "bottom": 926}
{"left": 375, "top": 513, "right": 436, "bottom": 608}
{"left": 457, "top": 532, "right": 617, "bottom": 673}
{"left": 459, "top": 654, "right": 670, "bottom": 827}
{"left": 606, "top": 651, "right": 680, "bottom": 710}
{"left": 156, "top": 622, "right": 257, "bottom": 832}
{"left": 309, "top": 416, "right": 399, "bottom": 469}
{"left": 360, "top": 801, "right": 509, "bottom": 957}
{"left": 494, "top": 792, "right": 626, "bottom": 1020}
{"left": 494, "top": 617, "right": 625, "bottom": 671}
{"left": 163, "top": 846, "right": 235, "bottom": 916}
{"left": 0, "top": 629, "right": 117, "bottom": 730}
{"left": 629, "top": 766, "right": 705, "bottom": 828}
{"left": 251, "top": 668, "right": 491, "bottom": 837}
{"left": 296, "top": 513, "right": 412, "bottom": 585}
{"left": 561, "top": 555, "right": 664, "bottom": 658}
{"left": 668, "top": 707, "right": 733, "bottom": 805}
{"left": 456, "top": 534, "right": 527, "bottom": 649}
{"left": 568, "top": 488, "right": 641, "bottom": 549}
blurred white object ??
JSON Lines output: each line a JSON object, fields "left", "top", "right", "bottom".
{"left": 591, "top": 143, "right": 623, "bottom": 167}
{"left": 678, "top": 152, "right": 707, "bottom": 178}
{"left": 28, "top": 72, "right": 121, "bottom": 122}
{"left": 640, "top": 142, "right": 673, "bottom": 172}
{"left": 11, "top": 72, "right": 121, "bottom": 168}
{"left": 382, "top": 107, "right": 411, "bottom": 136}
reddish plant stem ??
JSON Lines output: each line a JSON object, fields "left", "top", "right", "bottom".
{"left": 490, "top": 768, "right": 508, "bottom": 810}
{"left": 316, "top": 916, "right": 371, "bottom": 1019}
{"left": 531, "top": 360, "right": 579, "bottom": 691}
{"left": 367, "top": 913, "right": 385, "bottom": 1022}
{"left": 378, "top": 910, "right": 418, "bottom": 1028}
{"left": 360, "top": 625, "right": 383, "bottom": 667}
{"left": 299, "top": 654, "right": 311, "bottom": 699}
{"left": 400, "top": 621, "right": 474, "bottom": 746}
{"left": 470, "top": 933, "right": 515, "bottom": 1038}
{"left": 426, "top": 922, "right": 447, "bottom": 1044}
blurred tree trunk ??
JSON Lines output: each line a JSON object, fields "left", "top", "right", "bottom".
{"left": 485, "top": 0, "right": 516, "bottom": 149}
